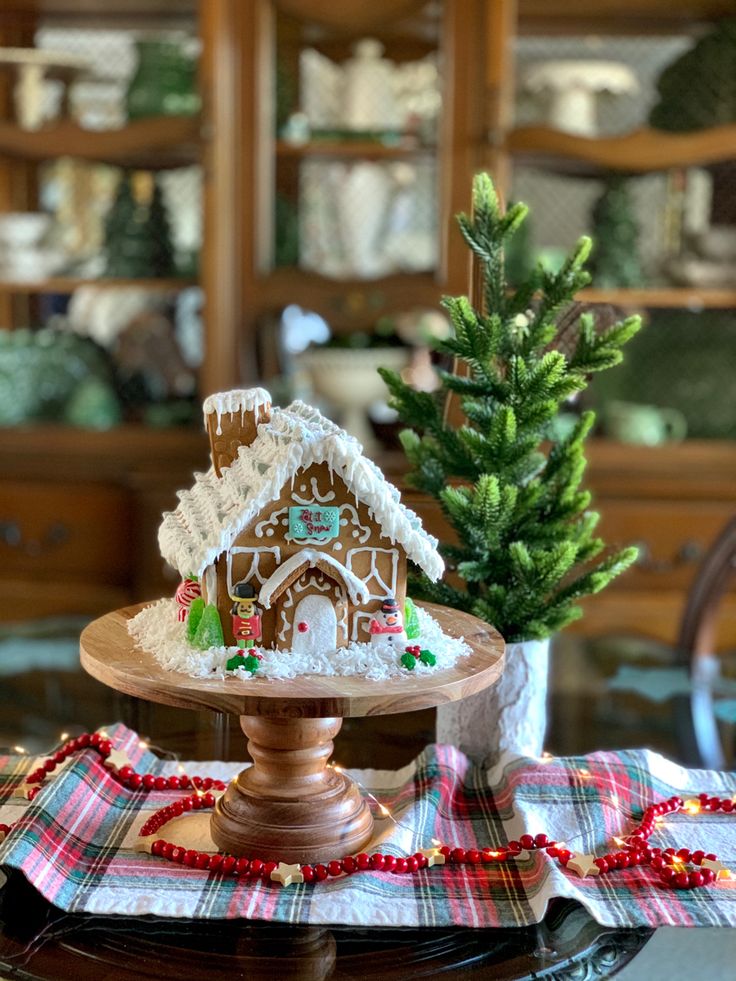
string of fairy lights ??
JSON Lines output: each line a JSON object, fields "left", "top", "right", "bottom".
{"left": 1, "top": 732, "right": 735, "bottom": 890}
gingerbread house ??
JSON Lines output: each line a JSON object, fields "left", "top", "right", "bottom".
{"left": 159, "top": 389, "right": 444, "bottom": 655}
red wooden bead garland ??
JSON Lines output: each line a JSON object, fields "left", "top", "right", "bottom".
{"left": 4, "top": 734, "right": 735, "bottom": 891}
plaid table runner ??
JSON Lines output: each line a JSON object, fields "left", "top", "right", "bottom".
{"left": 1, "top": 724, "right": 735, "bottom": 928}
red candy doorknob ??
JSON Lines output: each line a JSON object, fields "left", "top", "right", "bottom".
{"left": 297, "top": 622, "right": 309, "bottom": 633}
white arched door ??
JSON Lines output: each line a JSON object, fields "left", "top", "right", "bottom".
{"left": 292, "top": 593, "right": 337, "bottom": 654}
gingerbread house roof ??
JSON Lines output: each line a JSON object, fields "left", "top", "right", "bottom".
{"left": 158, "top": 396, "right": 445, "bottom": 581}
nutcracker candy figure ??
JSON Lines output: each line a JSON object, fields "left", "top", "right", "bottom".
{"left": 175, "top": 576, "right": 201, "bottom": 622}
{"left": 369, "top": 596, "right": 408, "bottom": 647}
{"left": 226, "top": 581, "right": 263, "bottom": 672}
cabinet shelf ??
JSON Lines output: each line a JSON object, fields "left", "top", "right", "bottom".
{"left": 0, "top": 277, "right": 197, "bottom": 294}
{"left": 0, "top": 116, "right": 201, "bottom": 170}
{"left": 578, "top": 287, "right": 736, "bottom": 309}
{"left": 275, "top": 140, "right": 435, "bottom": 160}
{"left": 507, "top": 123, "right": 736, "bottom": 176}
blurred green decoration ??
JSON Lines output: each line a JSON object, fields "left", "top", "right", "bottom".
{"left": 0, "top": 328, "right": 121, "bottom": 429}
{"left": 380, "top": 173, "right": 642, "bottom": 643}
{"left": 275, "top": 192, "right": 299, "bottom": 268}
{"left": 587, "top": 309, "right": 736, "bottom": 439}
{"left": 64, "top": 377, "right": 123, "bottom": 429}
{"left": 148, "top": 180, "right": 177, "bottom": 277}
{"left": 404, "top": 597, "right": 420, "bottom": 640}
{"left": 589, "top": 176, "right": 643, "bottom": 288}
{"left": 126, "top": 39, "right": 200, "bottom": 120}
{"left": 104, "top": 173, "right": 175, "bottom": 278}
{"left": 650, "top": 19, "right": 736, "bottom": 131}
{"left": 186, "top": 597, "right": 205, "bottom": 642}
{"left": 193, "top": 603, "right": 225, "bottom": 650}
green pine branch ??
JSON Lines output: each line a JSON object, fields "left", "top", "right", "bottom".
{"left": 379, "top": 173, "right": 642, "bottom": 643}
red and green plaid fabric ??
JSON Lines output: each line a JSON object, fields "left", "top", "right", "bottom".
{"left": 1, "top": 724, "right": 735, "bottom": 927}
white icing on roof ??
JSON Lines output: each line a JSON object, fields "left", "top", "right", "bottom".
{"left": 159, "top": 392, "right": 444, "bottom": 582}
{"left": 258, "top": 548, "right": 369, "bottom": 609}
{"left": 202, "top": 388, "right": 271, "bottom": 436}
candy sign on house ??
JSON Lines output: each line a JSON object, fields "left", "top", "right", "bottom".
{"left": 288, "top": 506, "right": 339, "bottom": 542}
{"left": 158, "top": 388, "right": 444, "bottom": 657}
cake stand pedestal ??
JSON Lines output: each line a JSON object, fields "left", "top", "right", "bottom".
{"left": 80, "top": 602, "right": 504, "bottom": 864}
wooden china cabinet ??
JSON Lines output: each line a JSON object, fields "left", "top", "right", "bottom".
{"left": 0, "top": 0, "right": 734, "bottom": 655}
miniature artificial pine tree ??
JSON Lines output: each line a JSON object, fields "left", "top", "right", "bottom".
{"left": 379, "top": 173, "right": 641, "bottom": 643}
{"left": 589, "top": 176, "right": 643, "bottom": 288}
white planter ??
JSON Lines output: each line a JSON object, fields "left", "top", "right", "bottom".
{"left": 436, "top": 637, "right": 550, "bottom": 764}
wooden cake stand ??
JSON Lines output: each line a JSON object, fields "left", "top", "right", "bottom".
{"left": 80, "top": 602, "right": 504, "bottom": 864}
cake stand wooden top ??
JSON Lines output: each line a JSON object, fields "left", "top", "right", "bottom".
{"left": 80, "top": 601, "right": 504, "bottom": 719}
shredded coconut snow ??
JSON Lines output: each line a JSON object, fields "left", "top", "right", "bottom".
{"left": 128, "top": 599, "right": 471, "bottom": 682}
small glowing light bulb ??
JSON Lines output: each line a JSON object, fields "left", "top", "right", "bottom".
{"left": 138, "top": 740, "right": 149, "bottom": 750}
{"left": 59, "top": 732, "right": 69, "bottom": 742}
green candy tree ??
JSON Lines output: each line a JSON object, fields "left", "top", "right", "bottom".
{"left": 379, "top": 173, "right": 641, "bottom": 644}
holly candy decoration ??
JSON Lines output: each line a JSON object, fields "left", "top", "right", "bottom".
{"left": 401, "top": 645, "right": 437, "bottom": 669}
{"left": 225, "top": 651, "right": 263, "bottom": 673}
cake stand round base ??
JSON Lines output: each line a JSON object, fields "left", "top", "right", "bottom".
{"left": 80, "top": 602, "right": 504, "bottom": 865}
{"left": 211, "top": 716, "right": 374, "bottom": 862}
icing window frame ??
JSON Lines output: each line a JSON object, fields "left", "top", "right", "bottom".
{"left": 226, "top": 546, "right": 281, "bottom": 595}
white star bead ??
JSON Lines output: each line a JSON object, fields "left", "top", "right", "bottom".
{"left": 104, "top": 748, "right": 133, "bottom": 771}
{"left": 270, "top": 862, "right": 305, "bottom": 887}
{"left": 419, "top": 847, "right": 446, "bottom": 867}
{"left": 701, "top": 857, "right": 733, "bottom": 881}
{"left": 566, "top": 853, "right": 600, "bottom": 878}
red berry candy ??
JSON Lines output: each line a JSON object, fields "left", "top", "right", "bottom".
{"left": 451, "top": 848, "right": 466, "bottom": 864}
{"left": 341, "top": 857, "right": 357, "bottom": 874}
{"left": 519, "top": 834, "right": 535, "bottom": 851}
{"left": 221, "top": 856, "right": 237, "bottom": 875}
{"left": 674, "top": 872, "right": 690, "bottom": 889}
{"left": 689, "top": 871, "right": 704, "bottom": 888}
{"left": 594, "top": 858, "right": 609, "bottom": 874}
{"left": 301, "top": 865, "right": 315, "bottom": 882}
{"left": 393, "top": 858, "right": 409, "bottom": 874}
{"left": 701, "top": 868, "right": 716, "bottom": 885}
{"left": 327, "top": 860, "right": 342, "bottom": 877}
{"left": 466, "top": 850, "right": 482, "bottom": 865}
{"left": 535, "top": 834, "right": 549, "bottom": 849}
{"left": 249, "top": 859, "right": 264, "bottom": 876}
{"left": 154, "top": 776, "right": 168, "bottom": 791}
{"left": 406, "top": 856, "right": 420, "bottom": 873}
{"left": 235, "top": 857, "right": 250, "bottom": 876}
{"left": 209, "top": 854, "right": 223, "bottom": 872}
{"left": 356, "top": 853, "right": 371, "bottom": 870}
{"left": 314, "top": 864, "right": 329, "bottom": 881}
{"left": 507, "top": 840, "right": 522, "bottom": 856}
{"left": 370, "top": 854, "right": 385, "bottom": 871}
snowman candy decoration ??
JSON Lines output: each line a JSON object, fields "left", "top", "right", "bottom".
{"left": 369, "top": 597, "right": 408, "bottom": 647}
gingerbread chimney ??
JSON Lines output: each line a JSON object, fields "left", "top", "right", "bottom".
{"left": 203, "top": 388, "right": 272, "bottom": 477}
